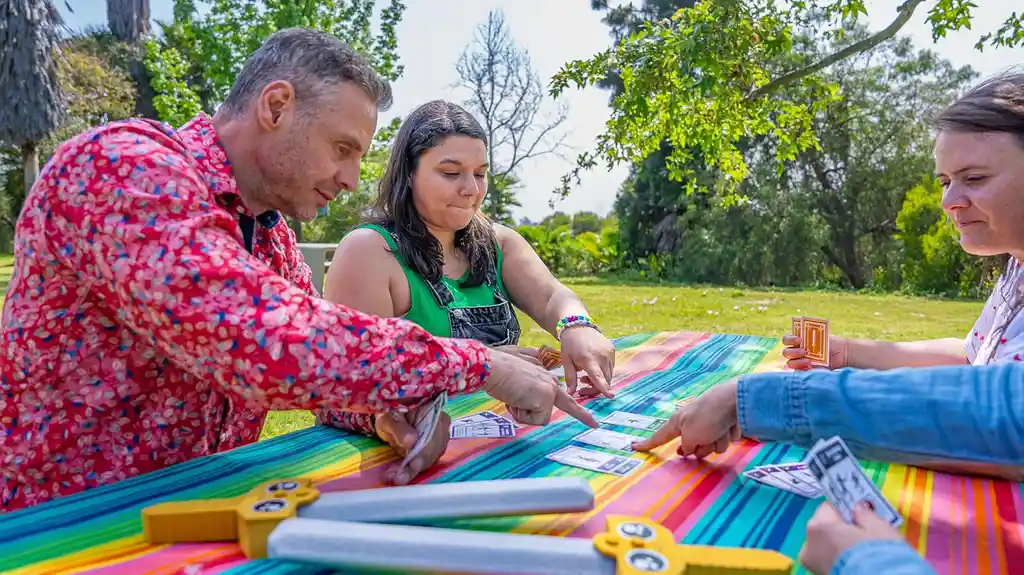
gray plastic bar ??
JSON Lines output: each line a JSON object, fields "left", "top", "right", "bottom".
{"left": 267, "top": 517, "right": 618, "bottom": 575}
{"left": 296, "top": 477, "right": 595, "bottom": 524}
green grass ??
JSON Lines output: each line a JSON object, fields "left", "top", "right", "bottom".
{"left": 0, "top": 257, "right": 983, "bottom": 440}
{"left": 261, "top": 277, "right": 984, "bottom": 439}
{"left": 0, "top": 254, "right": 11, "bottom": 295}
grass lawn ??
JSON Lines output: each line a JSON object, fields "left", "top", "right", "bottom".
{"left": 0, "top": 254, "right": 11, "bottom": 295}
{"left": 262, "top": 277, "right": 984, "bottom": 439}
{"left": 0, "top": 254, "right": 983, "bottom": 439}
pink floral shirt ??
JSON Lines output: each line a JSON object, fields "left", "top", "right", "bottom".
{"left": 965, "top": 258, "right": 1024, "bottom": 364}
{"left": 0, "top": 114, "right": 491, "bottom": 511}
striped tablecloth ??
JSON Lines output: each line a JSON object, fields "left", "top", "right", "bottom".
{"left": 2, "top": 331, "right": 1022, "bottom": 574}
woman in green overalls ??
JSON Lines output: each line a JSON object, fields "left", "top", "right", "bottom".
{"left": 323, "top": 100, "right": 616, "bottom": 397}
{"left": 319, "top": 102, "right": 616, "bottom": 479}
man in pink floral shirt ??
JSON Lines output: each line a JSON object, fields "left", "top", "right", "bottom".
{"left": 0, "top": 28, "right": 595, "bottom": 511}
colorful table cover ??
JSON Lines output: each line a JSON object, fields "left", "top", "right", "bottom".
{"left": 2, "top": 330, "right": 1022, "bottom": 575}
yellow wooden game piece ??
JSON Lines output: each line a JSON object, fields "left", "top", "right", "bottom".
{"left": 594, "top": 515, "right": 793, "bottom": 574}
{"left": 141, "top": 478, "right": 319, "bottom": 559}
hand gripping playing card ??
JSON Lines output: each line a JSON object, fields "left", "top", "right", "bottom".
{"left": 805, "top": 436, "right": 902, "bottom": 527}
{"left": 400, "top": 392, "right": 448, "bottom": 472}
{"left": 802, "top": 317, "right": 830, "bottom": 366}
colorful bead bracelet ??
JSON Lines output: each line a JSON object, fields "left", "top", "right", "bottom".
{"left": 555, "top": 315, "right": 601, "bottom": 340}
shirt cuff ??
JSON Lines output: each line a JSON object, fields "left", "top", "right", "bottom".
{"left": 316, "top": 410, "right": 378, "bottom": 437}
{"left": 831, "top": 540, "right": 936, "bottom": 575}
{"left": 438, "top": 338, "right": 493, "bottom": 396}
{"left": 736, "top": 370, "right": 812, "bottom": 446}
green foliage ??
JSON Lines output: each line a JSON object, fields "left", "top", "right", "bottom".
{"left": 142, "top": 40, "right": 202, "bottom": 127}
{"left": 515, "top": 215, "right": 620, "bottom": 277}
{"left": 895, "top": 178, "right": 996, "bottom": 298}
{"left": 483, "top": 173, "right": 522, "bottom": 226}
{"left": 144, "top": 0, "right": 407, "bottom": 242}
{"left": 152, "top": 0, "right": 405, "bottom": 110}
{"left": 551, "top": 0, "right": 1024, "bottom": 203}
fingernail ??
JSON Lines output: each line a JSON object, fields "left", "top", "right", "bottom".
{"left": 396, "top": 471, "right": 409, "bottom": 484}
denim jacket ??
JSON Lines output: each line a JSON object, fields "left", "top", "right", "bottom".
{"left": 737, "top": 362, "right": 1024, "bottom": 575}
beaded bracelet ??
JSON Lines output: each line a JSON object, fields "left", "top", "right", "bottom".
{"left": 555, "top": 314, "right": 601, "bottom": 340}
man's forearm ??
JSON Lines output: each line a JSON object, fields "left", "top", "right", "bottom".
{"left": 737, "top": 362, "right": 1024, "bottom": 467}
{"left": 846, "top": 338, "right": 967, "bottom": 370}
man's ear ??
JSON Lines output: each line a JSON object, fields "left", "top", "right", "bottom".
{"left": 255, "top": 80, "right": 296, "bottom": 131}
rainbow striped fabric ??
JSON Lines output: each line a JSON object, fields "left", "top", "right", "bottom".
{"left": 2, "top": 331, "right": 1022, "bottom": 575}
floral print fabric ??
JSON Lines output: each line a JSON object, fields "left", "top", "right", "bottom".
{"left": 0, "top": 114, "right": 491, "bottom": 511}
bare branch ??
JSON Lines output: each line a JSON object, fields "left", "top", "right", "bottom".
{"left": 744, "top": 0, "right": 926, "bottom": 101}
{"left": 455, "top": 9, "right": 571, "bottom": 218}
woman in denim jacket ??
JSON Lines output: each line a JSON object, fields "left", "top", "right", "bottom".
{"left": 633, "top": 73, "right": 1024, "bottom": 575}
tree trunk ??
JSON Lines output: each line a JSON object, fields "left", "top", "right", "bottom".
{"left": 107, "top": 0, "right": 149, "bottom": 42}
{"left": 108, "top": 0, "right": 158, "bottom": 119}
{"left": 821, "top": 235, "right": 866, "bottom": 289}
{"left": 22, "top": 142, "right": 38, "bottom": 198}
{"left": 130, "top": 59, "right": 158, "bottom": 119}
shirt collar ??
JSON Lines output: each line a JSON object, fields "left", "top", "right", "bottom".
{"left": 172, "top": 113, "right": 281, "bottom": 229}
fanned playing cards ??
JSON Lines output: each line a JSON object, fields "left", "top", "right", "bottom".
{"left": 804, "top": 435, "right": 903, "bottom": 527}
{"left": 791, "top": 315, "right": 830, "bottom": 366}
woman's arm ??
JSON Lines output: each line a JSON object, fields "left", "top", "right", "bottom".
{"left": 495, "top": 224, "right": 588, "bottom": 336}
{"left": 322, "top": 228, "right": 401, "bottom": 318}
{"left": 738, "top": 362, "right": 1024, "bottom": 477}
{"left": 495, "top": 224, "right": 617, "bottom": 397}
{"left": 844, "top": 337, "right": 968, "bottom": 369}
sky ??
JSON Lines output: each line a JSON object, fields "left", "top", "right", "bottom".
{"left": 59, "top": 1, "right": 1021, "bottom": 222}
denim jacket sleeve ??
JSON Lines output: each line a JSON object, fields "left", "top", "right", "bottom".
{"left": 830, "top": 540, "right": 937, "bottom": 575}
{"left": 736, "top": 362, "right": 1024, "bottom": 469}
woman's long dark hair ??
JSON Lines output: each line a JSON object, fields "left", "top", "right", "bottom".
{"left": 366, "top": 100, "right": 498, "bottom": 287}
{"left": 933, "top": 71, "right": 1024, "bottom": 363}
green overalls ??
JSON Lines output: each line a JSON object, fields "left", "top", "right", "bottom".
{"left": 357, "top": 223, "right": 521, "bottom": 346}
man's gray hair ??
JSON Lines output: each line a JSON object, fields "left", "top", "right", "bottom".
{"left": 220, "top": 27, "right": 393, "bottom": 117}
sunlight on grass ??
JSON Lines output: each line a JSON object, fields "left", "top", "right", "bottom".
{"left": 0, "top": 256, "right": 982, "bottom": 441}
{"left": 263, "top": 278, "right": 983, "bottom": 439}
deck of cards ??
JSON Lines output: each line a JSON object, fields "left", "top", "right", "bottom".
{"left": 399, "top": 392, "right": 448, "bottom": 473}
{"left": 791, "top": 315, "right": 830, "bottom": 366}
{"left": 449, "top": 410, "right": 518, "bottom": 439}
{"left": 743, "top": 436, "right": 902, "bottom": 527}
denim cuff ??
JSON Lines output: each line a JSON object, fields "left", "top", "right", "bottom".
{"left": 736, "top": 371, "right": 811, "bottom": 446}
{"left": 832, "top": 539, "right": 936, "bottom": 575}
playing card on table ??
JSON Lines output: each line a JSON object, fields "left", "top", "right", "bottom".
{"left": 546, "top": 446, "right": 643, "bottom": 476}
{"left": 775, "top": 462, "right": 822, "bottom": 489}
{"left": 400, "top": 392, "right": 447, "bottom": 471}
{"left": 805, "top": 435, "right": 902, "bottom": 527}
{"left": 450, "top": 421, "right": 516, "bottom": 439}
{"left": 452, "top": 410, "right": 520, "bottom": 428}
{"left": 573, "top": 428, "right": 638, "bottom": 452}
{"left": 743, "top": 467, "right": 799, "bottom": 493}
{"left": 758, "top": 464, "right": 822, "bottom": 498}
{"left": 600, "top": 411, "right": 667, "bottom": 432}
